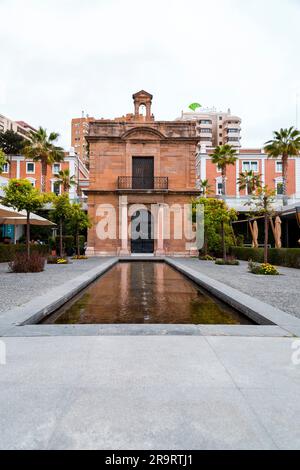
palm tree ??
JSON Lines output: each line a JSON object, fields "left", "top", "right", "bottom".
{"left": 211, "top": 145, "right": 238, "bottom": 196}
{"left": 23, "top": 127, "right": 65, "bottom": 193}
{"left": 238, "top": 170, "right": 262, "bottom": 195}
{"left": 264, "top": 127, "right": 300, "bottom": 205}
{"left": 55, "top": 169, "right": 76, "bottom": 193}
{"left": 199, "top": 179, "right": 212, "bottom": 197}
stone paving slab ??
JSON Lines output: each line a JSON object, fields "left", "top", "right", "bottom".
{"left": 1, "top": 335, "right": 299, "bottom": 449}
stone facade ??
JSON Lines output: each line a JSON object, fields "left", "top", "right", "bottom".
{"left": 86, "top": 91, "right": 200, "bottom": 256}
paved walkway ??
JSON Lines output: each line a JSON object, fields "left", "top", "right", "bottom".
{"left": 0, "top": 257, "right": 299, "bottom": 449}
{"left": 0, "top": 335, "right": 299, "bottom": 449}
{"left": 175, "top": 259, "right": 300, "bottom": 319}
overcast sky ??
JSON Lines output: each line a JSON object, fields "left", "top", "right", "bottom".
{"left": 0, "top": 0, "right": 299, "bottom": 150}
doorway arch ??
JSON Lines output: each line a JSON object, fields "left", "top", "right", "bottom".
{"left": 131, "top": 209, "right": 154, "bottom": 254}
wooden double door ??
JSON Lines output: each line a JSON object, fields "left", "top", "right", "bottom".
{"left": 132, "top": 157, "right": 154, "bottom": 189}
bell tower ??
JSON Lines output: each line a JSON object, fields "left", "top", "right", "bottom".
{"left": 132, "top": 90, "right": 154, "bottom": 121}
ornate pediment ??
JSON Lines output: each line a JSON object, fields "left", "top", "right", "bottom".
{"left": 121, "top": 127, "right": 166, "bottom": 141}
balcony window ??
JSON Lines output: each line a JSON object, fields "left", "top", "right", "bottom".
{"left": 26, "top": 162, "right": 35, "bottom": 174}
{"left": 242, "top": 161, "right": 258, "bottom": 172}
{"left": 228, "top": 128, "right": 240, "bottom": 133}
{"left": 200, "top": 128, "right": 211, "bottom": 133}
{"left": 276, "top": 182, "right": 284, "bottom": 195}
{"left": 217, "top": 182, "right": 223, "bottom": 195}
{"left": 52, "top": 181, "right": 61, "bottom": 195}
{"left": 53, "top": 163, "right": 61, "bottom": 174}
{"left": 199, "top": 120, "right": 212, "bottom": 124}
{"left": 2, "top": 162, "right": 9, "bottom": 173}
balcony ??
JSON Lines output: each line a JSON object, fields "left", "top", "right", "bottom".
{"left": 118, "top": 176, "right": 168, "bottom": 190}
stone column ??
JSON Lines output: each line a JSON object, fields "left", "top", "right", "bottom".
{"left": 119, "top": 196, "right": 130, "bottom": 255}
{"left": 156, "top": 204, "right": 165, "bottom": 256}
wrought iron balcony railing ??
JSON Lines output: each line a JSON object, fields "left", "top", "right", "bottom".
{"left": 118, "top": 176, "right": 168, "bottom": 190}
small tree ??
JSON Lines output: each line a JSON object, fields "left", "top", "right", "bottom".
{"left": 211, "top": 145, "right": 238, "bottom": 196}
{"left": 51, "top": 194, "right": 72, "bottom": 257}
{"left": 264, "top": 127, "right": 300, "bottom": 206}
{"left": 55, "top": 169, "right": 76, "bottom": 193}
{"left": 23, "top": 127, "right": 65, "bottom": 192}
{"left": 0, "top": 130, "right": 26, "bottom": 177}
{"left": 2, "top": 179, "right": 50, "bottom": 257}
{"left": 199, "top": 179, "right": 212, "bottom": 197}
{"left": 0, "top": 148, "right": 6, "bottom": 174}
{"left": 238, "top": 170, "right": 262, "bottom": 195}
{"left": 193, "top": 197, "right": 237, "bottom": 258}
{"left": 68, "top": 204, "right": 91, "bottom": 256}
{"left": 246, "top": 186, "right": 276, "bottom": 263}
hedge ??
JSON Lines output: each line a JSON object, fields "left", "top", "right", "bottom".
{"left": 0, "top": 244, "right": 49, "bottom": 263}
{"left": 230, "top": 247, "right": 300, "bottom": 269}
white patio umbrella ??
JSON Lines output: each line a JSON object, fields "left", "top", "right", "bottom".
{"left": 0, "top": 212, "right": 56, "bottom": 226}
{"left": 0, "top": 203, "right": 24, "bottom": 218}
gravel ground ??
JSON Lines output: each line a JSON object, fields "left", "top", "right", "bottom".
{"left": 0, "top": 258, "right": 112, "bottom": 313}
{"left": 176, "top": 259, "right": 300, "bottom": 319}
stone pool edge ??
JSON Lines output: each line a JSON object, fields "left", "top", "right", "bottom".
{"left": 0, "top": 257, "right": 119, "bottom": 333}
{"left": 0, "top": 256, "right": 298, "bottom": 338}
{"left": 165, "top": 258, "right": 300, "bottom": 337}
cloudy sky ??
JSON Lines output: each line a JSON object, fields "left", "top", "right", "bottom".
{"left": 0, "top": 0, "right": 299, "bottom": 149}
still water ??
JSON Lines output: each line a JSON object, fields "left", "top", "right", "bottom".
{"left": 42, "top": 262, "right": 253, "bottom": 325}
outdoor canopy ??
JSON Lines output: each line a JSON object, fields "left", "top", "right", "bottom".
{"left": 0, "top": 203, "right": 24, "bottom": 219}
{"left": 0, "top": 205, "right": 55, "bottom": 226}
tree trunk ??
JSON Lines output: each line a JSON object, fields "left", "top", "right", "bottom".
{"left": 222, "top": 168, "right": 226, "bottom": 196}
{"left": 26, "top": 211, "right": 31, "bottom": 259}
{"left": 8, "top": 155, "right": 13, "bottom": 179}
{"left": 221, "top": 220, "right": 226, "bottom": 261}
{"left": 41, "top": 160, "right": 47, "bottom": 193}
{"left": 59, "top": 218, "right": 63, "bottom": 257}
{"left": 264, "top": 213, "right": 269, "bottom": 264}
{"left": 203, "top": 226, "right": 208, "bottom": 256}
{"left": 77, "top": 231, "right": 80, "bottom": 257}
{"left": 282, "top": 154, "right": 288, "bottom": 206}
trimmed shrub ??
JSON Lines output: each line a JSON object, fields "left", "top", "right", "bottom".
{"left": 248, "top": 260, "right": 279, "bottom": 276}
{"left": 215, "top": 257, "right": 240, "bottom": 266}
{"left": 0, "top": 244, "right": 49, "bottom": 263}
{"left": 199, "top": 255, "right": 215, "bottom": 261}
{"left": 230, "top": 247, "right": 300, "bottom": 269}
{"left": 8, "top": 252, "right": 46, "bottom": 273}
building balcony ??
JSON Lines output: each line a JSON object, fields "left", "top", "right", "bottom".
{"left": 118, "top": 176, "right": 168, "bottom": 191}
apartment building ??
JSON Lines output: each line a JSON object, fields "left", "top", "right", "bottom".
{"left": 178, "top": 107, "right": 241, "bottom": 151}
{"left": 0, "top": 149, "right": 89, "bottom": 200}
{"left": 196, "top": 147, "right": 300, "bottom": 210}
{"left": 0, "top": 113, "right": 37, "bottom": 140}
{"left": 71, "top": 114, "right": 95, "bottom": 167}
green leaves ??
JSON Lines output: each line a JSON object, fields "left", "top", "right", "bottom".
{"left": 0, "top": 148, "right": 7, "bottom": 174}
{"left": 0, "top": 129, "right": 26, "bottom": 155}
{"left": 23, "top": 127, "right": 65, "bottom": 166}
{"left": 264, "top": 127, "right": 300, "bottom": 158}
{"left": 188, "top": 103, "right": 202, "bottom": 112}
{"left": 2, "top": 179, "right": 49, "bottom": 214}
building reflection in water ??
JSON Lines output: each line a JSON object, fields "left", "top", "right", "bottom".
{"left": 43, "top": 262, "right": 253, "bottom": 325}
